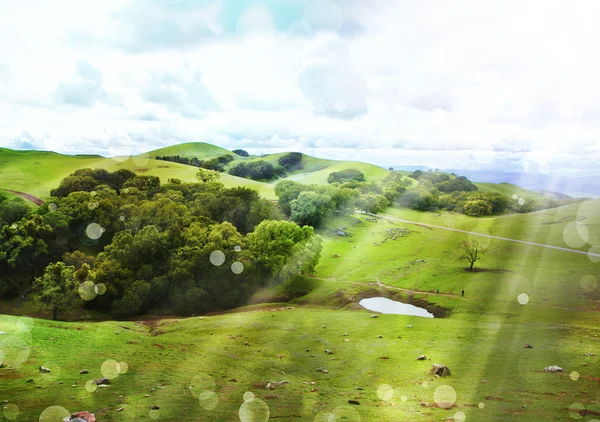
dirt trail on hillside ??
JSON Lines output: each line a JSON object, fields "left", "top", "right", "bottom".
{"left": 0, "top": 189, "right": 44, "bottom": 205}
{"left": 363, "top": 212, "right": 600, "bottom": 259}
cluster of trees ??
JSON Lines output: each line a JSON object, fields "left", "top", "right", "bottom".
{"left": 0, "top": 169, "right": 323, "bottom": 319}
{"left": 229, "top": 160, "right": 280, "bottom": 181}
{"left": 327, "top": 168, "right": 365, "bottom": 184}
{"left": 155, "top": 154, "right": 235, "bottom": 172}
{"left": 410, "top": 170, "right": 478, "bottom": 193}
{"left": 274, "top": 173, "right": 412, "bottom": 227}
{"left": 278, "top": 152, "right": 303, "bottom": 171}
{"left": 232, "top": 149, "right": 249, "bottom": 157}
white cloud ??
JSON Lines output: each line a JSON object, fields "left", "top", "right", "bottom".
{"left": 0, "top": 0, "right": 599, "bottom": 177}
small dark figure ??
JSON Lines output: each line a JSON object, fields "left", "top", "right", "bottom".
{"left": 436, "top": 288, "right": 440, "bottom": 294}
{"left": 461, "top": 289, "right": 464, "bottom": 297}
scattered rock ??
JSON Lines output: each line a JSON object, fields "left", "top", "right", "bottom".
{"left": 348, "top": 400, "right": 360, "bottom": 405}
{"left": 322, "top": 325, "right": 326, "bottom": 328}
{"left": 229, "top": 378, "right": 237, "bottom": 382}
{"left": 36, "top": 385, "right": 42, "bottom": 388}
{"left": 26, "top": 378, "right": 34, "bottom": 383}
{"left": 322, "top": 369, "right": 329, "bottom": 374}
{"left": 63, "top": 411, "right": 96, "bottom": 422}
{"left": 332, "top": 254, "right": 340, "bottom": 258}
{"left": 145, "top": 394, "right": 150, "bottom": 397}
{"left": 419, "top": 400, "right": 429, "bottom": 407}
{"left": 585, "top": 352, "right": 596, "bottom": 357}
{"left": 377, "top": 335, "right": 383, "bottom": 338}
{"left": 79, "top": 369, "right": 89, "bottom": 374}
{"left": 429, "top": 364, "right": 451, "bottom": 377}
{"left": 343, "top": 339, "right": 349, "bottom": 342}
{"left": 149, "top": 388, "right": 156, "bottom": 392}
{"left": 355, "top": 387, "right": 363, "bottom": 390}
{"left": 310, "top": 381, "right": 316, "bottom": 385}
{"left": 524, "top": 344, "right": 533, "bottom": 349}
{"left": 417, "top": 355, "right": 427, "bottom": 361}
{"left": 342, "top": 333, "right": 348, "bottom": 336}
{"left": 93, "top": 378, "right": 111, "bottom": 385}
{"left": 39, "top": 366, "right": 51, "bottom": 373}
{"left": 0, "top": 332, "right": 5, "bottom": 335}
{"left": 316, "top": 367, "right": 324, "bottom": 372}
{"left": 406, "top": 325, "right": 413, "bottom": 328}
{"left": 544, "top": 365, "right": 563, "bottom": 372}
{"left": 117, "top": 408, "right": 124, "bottom": 412}
{"left": 150, "top": 405, "right": 160, "bottom": 410}
{"left": 481, "top": 380, "right": 488, "bottom": 383}
{"left": 370, "top": 315, "right": 378, "bottom": 319}
{"left": 325, "top": 349, "right": 334, "bottom": 355}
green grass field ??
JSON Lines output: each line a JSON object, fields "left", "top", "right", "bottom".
{"left": 1, "top": 143, "right": 598, "bottom": 421}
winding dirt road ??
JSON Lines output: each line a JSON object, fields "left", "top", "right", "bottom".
{"left": 364, "top": 212, "right": 600, "bottom": 259}
{"left": 0, "top": 189, "right": 44, "bottom": 206}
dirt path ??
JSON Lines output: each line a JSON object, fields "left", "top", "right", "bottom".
{"left": 0, "top": 188, "right": 44, "bottom": 205}
{"left": 364, "top": 212, "right": 600, "bottom": 259}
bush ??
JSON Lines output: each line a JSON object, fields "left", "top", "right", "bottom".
{"left": 217, "top": 154, "right": 235, "bottom": 164}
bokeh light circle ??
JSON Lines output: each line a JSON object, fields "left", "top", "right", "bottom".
{"left": 239, "top": 397, "right": 270, "bottom": 422}
{"left": 568, "top": 402, "right": 585, "bottom": 419}
{"left": 94, "top": 283, "right": 107, "bottom": 295}
{"left": 85, "top": 379, "right": 98, "bottom": 392}
{"left": 48, "top": 203, "right": 58, "bottom": 212}
{"left": 39, "top": 406, "right": 71, "bottom": 422}
{"left": 563, "top": 222, "right": 589, "bottom": 248}
{"left": 287, "top": 19, "right": 313, "bottom": 40}
{"left": 118, "top": 361, "right": 129, "bottom": 374}
{"left": 518, "top": 198, "right": 525, "bottom": 206}
{"left": 588, "top": 246, "right": 600, "bottom": 263}
{"left": 243, "top": 392, "right": 255, "bottom": 402}
{"left": 16, "top": 316, "right": 34, "bottom": 332}
{"left": 79, "top": 281, "right": 97, "bottom": 301}
{"left": 479, "top": 402, "right": 485, "bottom": 409}
{"left": 433, "top": 385, "right": 456, "bottom": 409}
{"left": 518, "top": 293, "right": 529, "bottom": 305}
{"left": 231, "top": 261, "right": 244, "bottom": 274}
{"left": 3, "top": 403, "right": 19, "bottom": 420}
{"left": 331, "top": 405, "right": 361, "bottom": 421}
{"left": 454, "top": 411, "right": 466, "bottom": 422}
{"left": 149, "top": 409, "right": 160, "bottom": 420}
{"left": 570, "top": 371, "right": 580, "bottom": 381}
{"left": 101, "top": 359, "right": 120, "bottom": 379}
{"left": 86, "top": 223, "right": 103, "bottom": 240}
{"left": 234, "top": 245, "right": 242, "bottom": 252}
{"left": 0, "top": 336, "right": 30, "bottom": 367}
{"left": 376, "top": 384, "right": 393, "bottom": 401}
{"left": 199, "top": 392, "right": 219, "bottom": 410}
{"left": 210, "top": 250, "right": 226, "bottom": 266}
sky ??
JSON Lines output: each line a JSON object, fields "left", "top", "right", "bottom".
{"left": 1, "top": 0, "right": 600, "bottom": 176}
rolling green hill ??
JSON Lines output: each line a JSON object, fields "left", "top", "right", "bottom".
{"left": 475, "top": 182, "right": 547, "bottom": 201}
{"left": 2, "top": 199, "right": 599, "bottom": 421}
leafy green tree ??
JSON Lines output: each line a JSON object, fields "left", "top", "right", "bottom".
{"left": 0, "top": 196, "right": 30, "bottom": 227}
{"left": 196, "top": 168, "right": 221, "bottom": 183}
{"left": 356, "top": 193, "right": 389, "bottom": 213}
{"left": 274, "top": 180, "right": 306, "bottom": 215}
{"left": 290, "top": 191, "right": 333, "bottom": 227}
{"left": 247, "top": 220, "right": 315, "bottom": 279}
{"left": 463, "top": 199, "right": 493, "bottom": 217}
{"left": 33, "top": 262, "right": 82, "bottom": 320}
{"left": 412, "top": 192, "right": 438, "bottom": 211}
{"left": 278, "top": 152, "right": 303, "bottom": 171}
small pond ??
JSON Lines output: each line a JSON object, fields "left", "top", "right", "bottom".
{"left": 359, "top": 297, "right": 434, "bottom": 318}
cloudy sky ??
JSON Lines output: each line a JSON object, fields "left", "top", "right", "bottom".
{"left": 1, "top": 0, "right": 599, "bottom": 175}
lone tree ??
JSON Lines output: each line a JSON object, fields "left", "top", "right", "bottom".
{"left": 460, "top": 240, "right": 483, "bottom": 271}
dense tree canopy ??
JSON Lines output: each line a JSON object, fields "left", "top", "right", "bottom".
{"left": 0, "top": 169, "right": 320, "bottom": 319}
{"left": 278, "top": 152, "right": 303, "bottom": 171}
{"left": 229, "top": 160, "right": 278, "bottom": 181}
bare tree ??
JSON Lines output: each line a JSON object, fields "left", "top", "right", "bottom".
{"left": 460, "top": 240, "right": 483, "bottom": 271}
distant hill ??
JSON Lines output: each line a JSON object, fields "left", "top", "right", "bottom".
{"left": 538, "top": 190, "right": 573, "bottom": 200}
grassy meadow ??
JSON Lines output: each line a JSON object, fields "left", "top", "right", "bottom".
{"left": 1, "top": 144, "right": 599, "bottom": 421}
